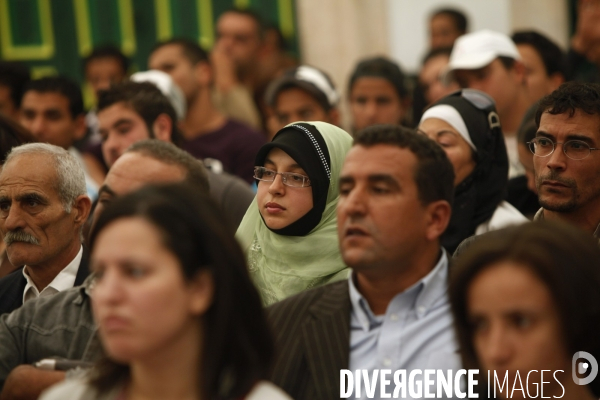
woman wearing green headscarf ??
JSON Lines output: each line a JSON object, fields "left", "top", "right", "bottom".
{"left": 236, "top": 121, "right": 353, "bottom": 306}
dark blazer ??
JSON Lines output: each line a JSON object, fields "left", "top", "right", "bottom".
{"left": 267, "top": 280, "right": 351, "bottom": 400}
{"left": 0, "top": 247, "right": 90, "bottom": 316}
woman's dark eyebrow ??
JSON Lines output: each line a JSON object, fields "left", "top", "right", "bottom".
{"left": 436, "top": 130, "right": 458, "bottom": 138}
{"left": 263, "top": 158, "right": 303, "bottom": 170}
{"left": 367, "top": 174, "right": 400, "bottom": 189}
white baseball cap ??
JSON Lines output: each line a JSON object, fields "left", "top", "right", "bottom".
{"left": 265, "top": 65, "right": 340, "bottom": 109}
{"left": 130, "top": 70, "right": 187, "bottom": 121}
{"left": 447, "top": 30, "right": 521, "bottom": 71}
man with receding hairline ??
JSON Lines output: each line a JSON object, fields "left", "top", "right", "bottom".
{"left": 267, "top": 125, "right": 460, "bottom": 400}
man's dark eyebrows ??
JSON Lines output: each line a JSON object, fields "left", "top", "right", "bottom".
{"left": 536, "top": 130, "right": 555, "bottom": 139}
{"left": 97, "top": 184, "right": 116, "bottom": 197}
{"left": 15, "top": 192, "right": 48, "bottom": 204}
{"left": 368, "top": 174, "right": 399, "bottom": 188}
{"left": 43, "top": 108, "right": 63, "bottom": 116}
{"left": 565, "top": 134, "right": 595, "bottom": 144}
{"left": 21, "top": 109, "right": 36, "bottom": 117}
{"left": 339, "top": 176, "right": 354, "bottom": 185}
{"left": 113, "top": 118, "right": 134, "bottom": 127}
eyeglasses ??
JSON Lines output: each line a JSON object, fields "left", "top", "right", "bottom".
{"left": 449, "top": 89, "right": 502, "bottom": 131}
{"left": 253, "top": 166, "right": 311, "bottom": 187}
{"left": 528, "top": 137, "right": 600, "bottom": 160}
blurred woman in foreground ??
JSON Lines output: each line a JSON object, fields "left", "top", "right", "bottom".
{"left": 41, "top": 184, "right": 290, "bottom": 399}
{"left": 450, "top": 221, "right": 600, "bottom": 400}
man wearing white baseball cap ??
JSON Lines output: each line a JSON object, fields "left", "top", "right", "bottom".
{"left": 447, "top": 30, "right": 533, "bottom": 178}
{"left": 264, "top": 65, "right": 340, "bottom": 138}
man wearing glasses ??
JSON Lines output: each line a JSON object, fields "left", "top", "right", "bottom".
{"left": 529, "top": 82, "right": 600, "bottom": 237}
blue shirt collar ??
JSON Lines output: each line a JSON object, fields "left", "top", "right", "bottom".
{"left": 348, "top": 249, "right": 449, "bottom": 331}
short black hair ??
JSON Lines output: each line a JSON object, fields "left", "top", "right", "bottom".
{"left": 431, "top": 8, "right": 468, "bottom": 33}
{"left": 517, "top": 103, "right": 539, "bottom": 145}
{"left": 89, "top": 183, "right": 273, "bottom": 399}
{"left": 83, "top": 45, "right": 129, "bottom": 75}
{"left": 450, "top": 221, "right": 600, "bottom": 398}
{"left": 0, "top": 61, "right": 30, "bottom": 109}
{"left": 151, "top": 38, "right": 209, "bottom": 65}
{"left": 97, "top": 81, "right": 183, "bottom": 147}
{"left": 535, "top": 82, "right": 600, "bottom": 126}
{"left": 348, "top": 57, "right": 408, "bottom": 100}
{"left": 512, "top": 30, "right": 566, "bottom": 78}
{"left": 23, "top": 76, "right": 84, "bottom": 118}
{"left": 353, "top": 125, "right": 455, "bottom": 206}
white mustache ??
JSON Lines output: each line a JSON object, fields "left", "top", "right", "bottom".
{"left": 4, "top": 230, "right": 40, "bottom": 246}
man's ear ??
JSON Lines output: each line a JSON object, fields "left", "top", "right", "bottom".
{"left": 72, "top": 195, "right": 92, "bottom": 226}
{"left": 188, "top": 270, "right": 214, "bottom": 316}
{"left": 73, "top": 114, "right": 87, "bottom": 141}
{"left": 327, "top": 107, "right": 341, "bottom": 127}
{"left": 152, "top": 113, "right": 173, "bottom": 142}
{"left": 549, "top": 72, "right": 565, "bottom": 93}
{"left": 424, "top": 200, "right": 452, "bottom": 242}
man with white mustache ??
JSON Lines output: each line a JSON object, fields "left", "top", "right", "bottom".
{"left": 0, "top": 143, "right": 91, "bottom": 315}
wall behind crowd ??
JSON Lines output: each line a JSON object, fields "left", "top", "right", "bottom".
{"left": 388, "top": 0, "right": 570, "bottom": 73}
{"left": 0, "top": 0, "right": 299, "bottom": 106}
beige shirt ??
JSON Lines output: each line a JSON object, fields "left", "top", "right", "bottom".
{"left": 533, "top": 208, "right": 600, "bottom": 240}
{"left": 22, "top": 245, "right": 83, "bottom": 303}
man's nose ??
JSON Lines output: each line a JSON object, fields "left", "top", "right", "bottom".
{"left": 28, "top": 117, "right": 47, "bottom": 138}
{"left": 339, "top": 187, "right": 367, "bottom": 217}
{"left": 102, "top": 133, "right": 122, "bottom": 164}
{"left": 3, "top": 205, "right": 27, "bottom": 232}
{"left": 545, "top": 144, "right": 568, "bottom": 171}
{"left": 365, "top": 102, "right": 378, "bottom": 118}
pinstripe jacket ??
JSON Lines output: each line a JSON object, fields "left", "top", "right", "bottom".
{"left": 267, "top": 280, "right": 350, "bottom": 400}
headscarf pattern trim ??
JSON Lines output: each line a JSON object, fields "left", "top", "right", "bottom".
{"left": 289, "top": 124, "right": 332, "bottom": 179}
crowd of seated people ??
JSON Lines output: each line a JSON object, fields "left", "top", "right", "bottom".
{"left": 0, "top": 4, "right": 600, "bottom": 400}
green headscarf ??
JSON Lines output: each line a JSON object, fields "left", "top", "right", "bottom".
{"left": 236, "top": 121, "right": 353, "bottom": 306}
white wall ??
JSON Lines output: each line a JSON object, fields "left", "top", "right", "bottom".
{"left": 388, "top": 0, "right": 512, "bottom": 73}
{"left": 387, "top": 0, "right": 570, "bottom": 74}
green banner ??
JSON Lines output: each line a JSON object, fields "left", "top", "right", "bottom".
{"left": 0, "top": 0, "right": 298, "bottom": 105}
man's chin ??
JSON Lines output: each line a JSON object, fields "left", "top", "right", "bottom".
{"left": 539, "top": 197, "right": 577, "bottom": 213}
{"left": 6, "top": 245, "right": 39, "bottom": 267}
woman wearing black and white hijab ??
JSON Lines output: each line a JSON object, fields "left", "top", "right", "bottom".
{"left": 418, "top": 89, "right": 527, "bottom": 254}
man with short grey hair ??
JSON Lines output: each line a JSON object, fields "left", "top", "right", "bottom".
{"left": 0, "top": 143, "right": 92, "bottom": 315}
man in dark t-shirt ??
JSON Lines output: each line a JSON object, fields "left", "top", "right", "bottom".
{"left": 149, "top": 39, "right": 265, "bottom": 184}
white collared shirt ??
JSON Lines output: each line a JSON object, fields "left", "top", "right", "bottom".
{"left": 22, "top": 245, "right": 83, "bottom": 304}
